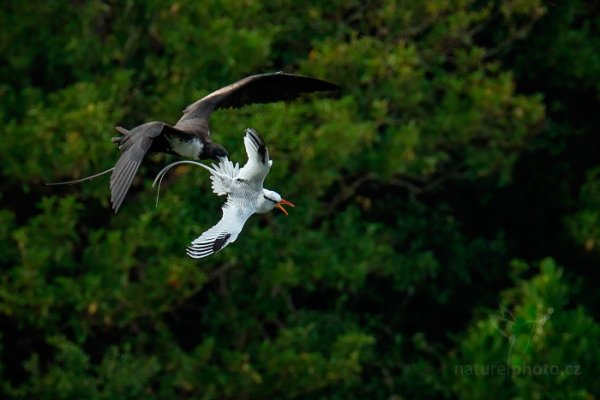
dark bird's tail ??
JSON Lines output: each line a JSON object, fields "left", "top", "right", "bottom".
{"left": 47, "top": 126, "right": 129, "bottom": 188}
{"left": 111, "top": 126, "right": 129, "bottom": 145}
{"left": 46, "top": 167, "right": 115, "bottom": 186}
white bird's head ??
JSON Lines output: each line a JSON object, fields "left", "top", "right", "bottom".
{"left": 260, "top": 189, "right": 295, "bottom": 215}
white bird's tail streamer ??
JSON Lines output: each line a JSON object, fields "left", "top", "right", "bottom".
{"left": 151, "top": 158, "right": 238, "bottom": 207}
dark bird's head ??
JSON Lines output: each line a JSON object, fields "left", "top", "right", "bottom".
{"left": 203, "top": 143, "right": 229, "bottom": 161}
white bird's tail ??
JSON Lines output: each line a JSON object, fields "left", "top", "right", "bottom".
{"left": 209, "top": 159, "right": 239, "bottom": 196}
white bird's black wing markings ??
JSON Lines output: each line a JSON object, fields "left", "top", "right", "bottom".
{"left": 186, "top": 203, "right": 253, "bottom": 259}
{"left": 110, "top": 122, "right": 195, "bottom": 213}
{"left": 179, "top": 72, "right": 341, "bottom": 124}
{"left": 236, "top": 128, "right": 272, "bottom": 188}
{"left": 187, "top": 231, "right": 231, "bottom": 259}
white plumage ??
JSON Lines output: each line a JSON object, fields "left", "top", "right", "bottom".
{"left": 153, "top": 128, "right": 294, "bottom": 259}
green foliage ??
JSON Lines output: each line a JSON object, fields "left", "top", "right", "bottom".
{"left": 567, "top": 167, "right": 600, "bottom": 253}
{"left": 9, "top": 337, "right": 160, "bottom": 400}
{"left": 1, "top": 0, "right": 598, "bottom": 398}
{"left": 449, "top": 259, "right": 600, "bottom": 398}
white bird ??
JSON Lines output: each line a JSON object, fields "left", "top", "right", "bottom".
{"left": 153, "top": 128, "right": 295, "bottom": 259}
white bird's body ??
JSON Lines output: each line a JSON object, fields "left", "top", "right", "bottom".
{"left": 153, "top": 128, "right": 294, "bottom": 259}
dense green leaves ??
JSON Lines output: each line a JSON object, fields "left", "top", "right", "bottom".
{"left": 568, "top": 167, "right": 600, "bottom": 253}
{"left": 1, "top": 0, "right": 598, "bottom": 398}
{"left": 450, "top": 259, "right": 600, "bottom": 398}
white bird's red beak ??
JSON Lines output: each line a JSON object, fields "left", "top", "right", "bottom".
{"left": 275, "top": 199, "right": 295, "bottom": 216}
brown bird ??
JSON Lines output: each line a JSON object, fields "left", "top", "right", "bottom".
{"left": 48, "top": 72, "right": 340, "bottom": 212}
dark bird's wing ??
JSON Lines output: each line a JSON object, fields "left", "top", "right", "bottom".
{"left": 110, "top": 121, "right": 191, "bottom": 213}
{"left": 237, "top": 128, "right": 271, "bottom": 189}
{"left": 178, "top": 72, "right": 341, "bottom": 124}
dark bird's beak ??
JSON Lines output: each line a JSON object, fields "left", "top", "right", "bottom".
{"left": 275, "top": 199, "right": 295, "bottom": 216}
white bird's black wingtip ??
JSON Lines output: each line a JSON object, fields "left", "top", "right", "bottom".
{"left": 186, "top": 233, "right": 232, "bottom": 259}
{"left": 244, "top": 128, "right": 264, "bottom": 146}
{"left": 244, "top": 128, "right": 269, "bottom": 165}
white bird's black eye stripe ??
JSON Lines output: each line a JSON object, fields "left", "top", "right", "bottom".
{"left": 264, "top": 195, "right": 276, "bottom": 203}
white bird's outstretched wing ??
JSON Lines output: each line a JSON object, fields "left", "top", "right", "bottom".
{"left": 187, "top": 201, "right": 253, "bottom": 259}
{"left": 236, "top": 128, "right": 272, "bottom": 188}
